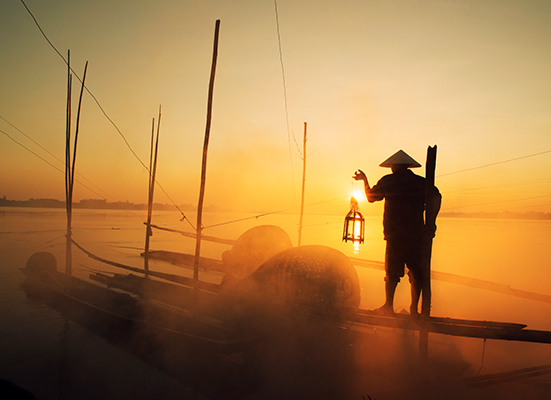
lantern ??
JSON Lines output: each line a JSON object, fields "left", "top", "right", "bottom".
{"left": 342, "top": 197, "right": 365, "bottom": 244}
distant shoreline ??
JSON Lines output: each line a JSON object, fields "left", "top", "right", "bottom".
{"left": 0, "top": 197, "right": 201, "bottom": 212}
{"left": 1, "top": 197, "right": 550, "bottom": 220}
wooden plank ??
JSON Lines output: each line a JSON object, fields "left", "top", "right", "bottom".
{"left": 147, "top": 224, "right": 236, "bottom": 246}
{"left": 350, "top": 257, "right": 551, "bottom": 304}
{"left": 350, "top": 311, "right": 551, "bottom": 344}
{"left": 142, "top": 249, "right": 225, "bottom": 272}
{"left": 90, "top": 272, "right": 218, "bottom": 311}
{"left": 72, "top": 239, "right": 220, "bottom": 293}
{"left": 354, "top": 309, "right": 527, "bottom": 330}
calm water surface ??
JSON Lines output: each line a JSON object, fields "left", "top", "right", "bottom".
{"left": 1, "top": 207, "right": 550, "bottom": 399}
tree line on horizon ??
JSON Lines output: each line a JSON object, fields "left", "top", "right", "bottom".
{"left": 1, "top": 196, "right": 550, "bottom": 220}
{"left": 0, "top": 196, "right": 200, "bottom": 212}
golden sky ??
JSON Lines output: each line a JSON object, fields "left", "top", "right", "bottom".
{"left": 1, "top": 0, "right": 551, "bottom": 215}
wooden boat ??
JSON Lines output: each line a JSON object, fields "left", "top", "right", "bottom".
{"left": 21, "top": 241, "right": 551, "bottom": 400}
{"left": 89, "top": 266, "right": 551, "bottom": 345}
{"left": 79, "top": 245, "right": 551, "bottom": 346}
{"left": 20, "top": 252, "right": 258, "bottom": 400}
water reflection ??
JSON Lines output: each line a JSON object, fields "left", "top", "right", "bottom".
{"left": 353, "top": 241, "right": 360, "bottom": 255}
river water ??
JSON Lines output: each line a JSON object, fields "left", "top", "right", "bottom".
{"left": 1, "top": 207, "right": 550, "bottom": 399}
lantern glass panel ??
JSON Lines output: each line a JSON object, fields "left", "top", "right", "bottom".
{"left": 343, "top": 210, "right": 365, "bottom": 243}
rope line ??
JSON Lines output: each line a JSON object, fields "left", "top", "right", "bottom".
{"left": 1, "top": 128, "right": 65, "bottom": 174}
{"left": 203, "top": 196, "right": 348, "bottom": 229}
{"left": 441, "top": 193, "right": 551, "bottom": 211}
{"left": 17, "top": 0, "right": 551, "bottom": 217}
{"left": 19, "top": 0, "right": 190, "bottom": 223}
{"left": 204, "top": 207, "right": 297, "bottom": 229}
{"left": 0, "top": 115, "right": 63, "bottom": 166}
{"left": 438, "top": 149, "right": 551, "bottom": 177}
{"left": 476, "top": 338, "right": 487, "bottom": 377}
{"left": 273, "top": 0, "right": 298, "bottom": 203}
{"left": 443, "top": 178, "right": 551, "bottom": 194}
{"left": 0, "top": 114, "right": 118, "bottom": 201}
{"left": 0, "top": 127, "right": 147, "bottom": 219}
{"left": 71, "top": 238, "right": 220, "bottom": 292}
{"left": 20, "top": 0, "right": 146, "bottom": 169}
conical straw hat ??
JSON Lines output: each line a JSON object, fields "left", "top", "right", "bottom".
{"left": 379, "top": 150, "right": 421, "bottom": 168}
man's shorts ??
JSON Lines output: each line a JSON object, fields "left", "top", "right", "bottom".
{"left": 385, "top": 237, "right": 423, "bottom": 283}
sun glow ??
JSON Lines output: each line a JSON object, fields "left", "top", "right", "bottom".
{"left": 353, "top": 190, "right": 365, "bottom": 202}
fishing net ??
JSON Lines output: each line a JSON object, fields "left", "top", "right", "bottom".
{"left": 222, "top": 225, "right": 293, "bottom": 282}
{"left": 252, "top": 245, "right": 361, "bottom": 320}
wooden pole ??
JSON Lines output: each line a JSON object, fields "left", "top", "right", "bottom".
{"left": 70, "top": 61, "right": 88, "bottom": 194}
{"left": 422, "top": 145, "right": 437, "bottom": 315}
{"left": 194, "top": 19, "right": 221, "bottom": 282}
{"left": 419, "top": 144, "right": 437, "bottom": 365}
{"left": 144, "top": 107, "right": 161, "bottom": 273}
{"left": 65, "top": 50, "right": 72, "bottom": 276}
{"left": 64, "top": 52, "right": 88, "bottom": 277}
{"left": 144, "top": 118, "right": 155, "bottom": 272}
{"left": 64, "top": 53, "right": 88, "bottom": 276}
{"left": 298, "top": 122, "right": 307, "bottom": 246}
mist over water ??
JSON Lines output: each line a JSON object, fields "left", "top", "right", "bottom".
{"left": 1, "top": 207, "right": 551, "bottom": 399}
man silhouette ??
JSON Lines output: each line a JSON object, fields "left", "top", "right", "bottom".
{"left": 354, "top": 150, "right": 441, "bottom": 316}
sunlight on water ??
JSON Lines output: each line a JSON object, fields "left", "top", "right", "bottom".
{"left": 4, "top": 207, "right": 548, "bottom": 329}
{"left": 3, "top": 207, "right": 551, "bottom": 399}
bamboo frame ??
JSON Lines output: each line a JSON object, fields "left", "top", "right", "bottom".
{"left": 419, "top": 144, "right": 437, "bottom": 365}
{"left": 194, "top": 19, "right": 221, "bottom": 282}
{"left": 144, "top": 107, "right": 161, "bottom": 273}
{"left": 64, "top": 50, "right": 88, "bottom": 276}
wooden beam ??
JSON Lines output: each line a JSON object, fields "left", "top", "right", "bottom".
{"left": 194, "top": 19, "right": 221, "bottom": 282}
{"left": 351, "top": 311, "right": 551, "bottom": 344}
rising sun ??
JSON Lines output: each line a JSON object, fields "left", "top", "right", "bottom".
{"left": 352, "top": 190, "right": 365, "bottom": 201}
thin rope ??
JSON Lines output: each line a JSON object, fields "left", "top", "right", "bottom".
{"left": 438, "top": 149, "right": 551, "bottom": 177}
{"left": 443, "top": 178, "right": 550, "bottom": 194}
{"left": 19, "top": 0, "right": 190, "bottom": 223}
{"left": 202, "top": 196, "right": 348, "bottom": 229}
{"left": 0, "top": 114, "right": 63, "bottom": 165}
{"left": 273, "top": 0, "right": 298, "bottom": 202}
{"left": 476, "top": 338, "right": 487, "bottom": 377}
{"left": 2, "top": 121, "right": 194, "bottom": 225}
{"left": 0, "top": 128, "right": 148, "bottom": 218}
{"left": 0, "top": 114, "right": 116, "bottom": 201}
{"left": 204, "top": 206, "right": 298, "bottom": 229}
{"left": 441, "top": 193, "right": 551, "bottom": 211}
{"left": 1, "top": 128, "right": 65, "bottom": 174}
{"left": 20, "top": 0, "right": 145, "bottom": 169}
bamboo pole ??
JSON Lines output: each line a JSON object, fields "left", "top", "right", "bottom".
{"left": 71, "top": 61, "right": 88, "bottom": 193}
{"left": 64, "top": 52, "right": 88, "bottom": 276}
{"left": 65, "top": 50, "right": 72, "bottom": 276}
{"left": 194, "top": 20, "right": 221, "bottom": 282}
{"left": 144, "top": 107, "right": 162, "bottom": 273}
{"left": 298, "top": 122, "right": 307, "bottom": 246}
{"left": 419, "top": 144, "right": 437, "bottom": 365}
{"left": 422, "top": 145, "right": 437, "bottom": 315}
{"left": 144, "top": 117, "right": 155, "bottom": 272}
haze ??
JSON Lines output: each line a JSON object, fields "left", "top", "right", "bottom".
{"left": 1, "top": 0, "right": 551, "bottom": 215}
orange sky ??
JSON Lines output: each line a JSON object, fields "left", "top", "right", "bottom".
{"left": 1, "top": 0, "right": 551, "bottom": 215}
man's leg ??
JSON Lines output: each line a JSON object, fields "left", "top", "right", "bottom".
{"left": 408, "top": 271, "right": 421, "bottom": 316}
{"left": 407, "top": 237, "right": 424, "bottom": 317}
{"left": 374, "top": 241, "right": 402, "bottom": 315}
{"left": 373, "top": 277, "right": 398, "bottom": 315}
{"left": 384, "top": 277, "right": 398, "bottom": 309}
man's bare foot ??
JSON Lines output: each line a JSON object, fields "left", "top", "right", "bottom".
{"left": 372, "top": 304, "right": 394, "bottom": 316}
